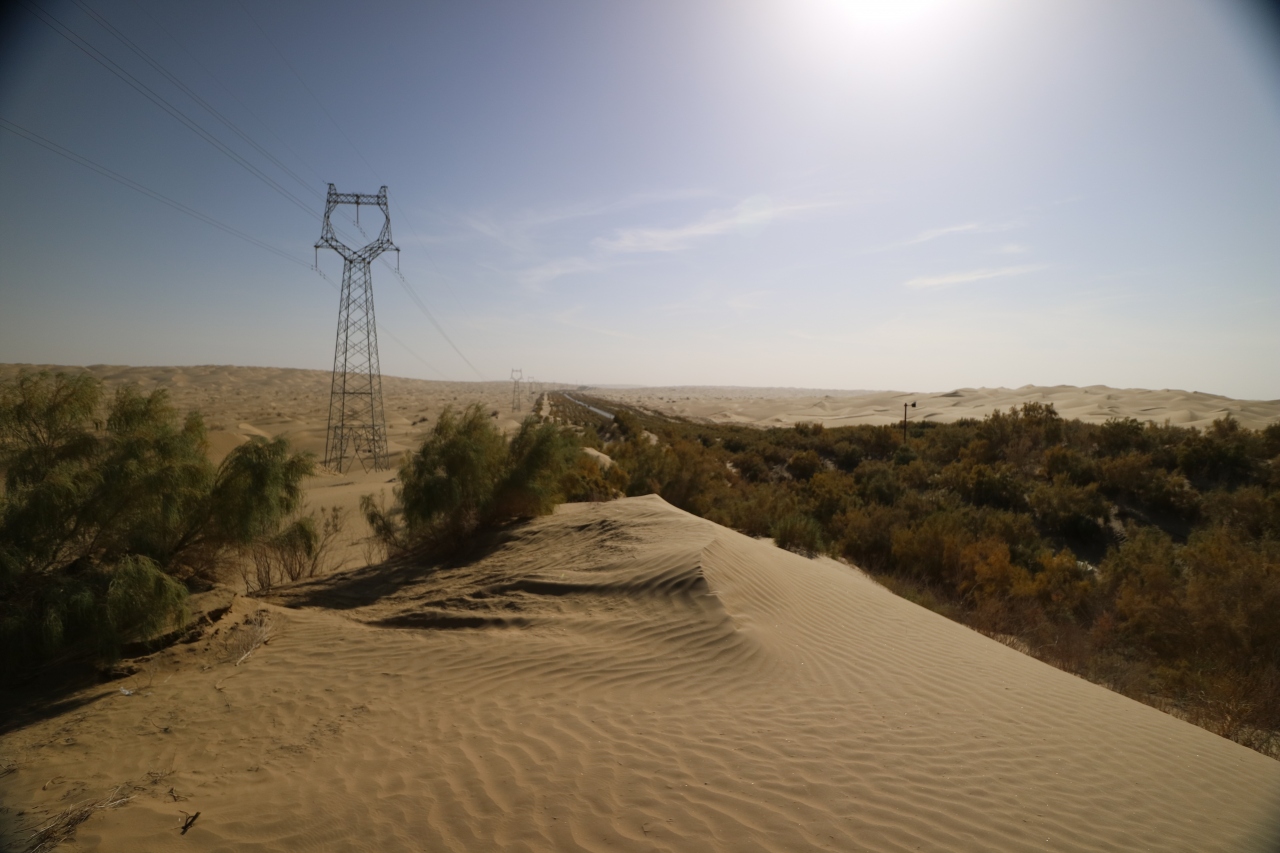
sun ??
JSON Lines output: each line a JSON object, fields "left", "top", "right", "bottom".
{"left": 828, "top": 0, "right": 954, "bottom": 28}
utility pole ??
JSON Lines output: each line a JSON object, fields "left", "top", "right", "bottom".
{"left": 511, "top": 368, "right": 523, "bottom": 412}
{"left": 902, "top": 400, "right": 916, "bottom": 445}
{"left": 317, "top": 184, "right": 397, "bottom": 473}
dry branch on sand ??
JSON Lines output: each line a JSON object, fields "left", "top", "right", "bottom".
{"left": 23, "top": 786, "right": 132, "bottom": 852}
{"left": 216, "top": 610, "right": 273, "bottom": 666}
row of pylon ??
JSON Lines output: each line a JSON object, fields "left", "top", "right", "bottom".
{"left": 511, "top": 369, "right": 545, "bottom": 412}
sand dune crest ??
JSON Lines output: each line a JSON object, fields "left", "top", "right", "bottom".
{"left": 4, "top": 496, "right": 1278, "bottom": 851}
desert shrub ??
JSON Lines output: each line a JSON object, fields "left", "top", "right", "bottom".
{"left": 1029, "top": 549, "right": 1095, "bottom": 621}
{"left": 832, "top": 504, "right": 908, "bottom": 571}
{"left": 892, "top": 444, "right": 918, "bottom": 467}
{"left": 958, "top": 538, "right": 1036, "bottom": 633}
{"left": 1097, "top": 417, "right": 1148, "bottom": 457}
{"left": 1099, "top": 452, "right": 1200, "bottom": 524}
{"left": 1097, "top": 527, "right": 1186, "bottom": 658}
{"left": 0, "top": 371, "right": 312, "bottom": 678}
{"left": 938, "top": 461, "right": 1024, "bottom": 510}
{"left": 1044, "top": 445, "right": 1098, "bottom": 486}
{"left": 497, "top": 417, "right": 584, "bottom": 517}
{"left": 731, "top": 451, "right": 772, "bottom": 483}
{"left": 374, "top": 404, "right": 579, "bottom": 553}
{"left": 853, "top": 461, "right": 903, "bottom": 506}
{"left": 831, "top": 441, "right": 863, "bottom": 472}
{"left": 1177, "top": 416, "right": 1258, "bottom": 490}
{"left": 1263, "top": 423, "right": 1280, "bottom": 458}
{"left": 771, "top": 513, "right": 825, "bottom": 556}
{"left": 658, "top": 439, "right": 733, "bottom": 515}
{"left": 1028, "top": 477, "right": 1107, "bottom": 541}
{"left": 561, "top": 454, "right": 627, "bottom": 503}
{"left": 976, "top": 403, "right": 1063, "bottom": 467}
{"left": 786, "top": 449, "right": 823, "bottom": 481}
{"left": 1181, "top": 526, "right": 1280, "bottom": 669}
{"left": 858, "top": 425, "right": 900, "bottom": 461}
{"left": 800, "top": 470, "right": 856, "bottom": 525}
{"left": 721, "top": 482, "right": 792, "bottom": 538}
{"left": 612, "top": 432, "right": 676, "bottom": 497}
{"left": 242, "top": 506, "right": 346, "bottom": 594}
{"left": 1201, "top": 487, "right": 1280, "bottom": 540}
{"left": 890, "top": 512, "right": 974, "bottom": 587}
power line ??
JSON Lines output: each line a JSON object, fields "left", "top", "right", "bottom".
{"left": 230, "top": 1, "right": 471, "bottom": 345}
{"left": 128, "top": 0, "right": 328, "bottom": 191}
{"left": 0, "top": 116, "right": 307, "bottom": 268}
{"left": 385, "top": 263, "right": 485, "bottom": 380}
{"left": 232, "top": 0, "right": 382, "bottom": 184}
{"left": 313, "top": 266, "right": 446, "bottom": 379}
{"left": 19, "top": 0, "right": 320, "bottom": 221}
{"left": 20, "top": 0, "right": 479, "bottom": 380}
{"left": 1, "top": 116, "right": 443, "bottom": 379}
{"left": 73, "top": 0, "right": 321, "bottom": 203}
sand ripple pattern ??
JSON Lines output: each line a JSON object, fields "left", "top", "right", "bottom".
{"left": 4, "top": 496, "right": 1279, "bottom": 852}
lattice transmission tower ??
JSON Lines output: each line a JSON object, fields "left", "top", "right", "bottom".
{"left": 316, "top": 184, "right": 398, "bottom": 472}
{"left": 511, "top": 369, "right": 523, "bottom": 412}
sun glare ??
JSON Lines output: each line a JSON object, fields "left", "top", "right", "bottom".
{"left": 827, "top": 0, "right": 954, "bottom": 29}
{"left": 772, "top": 0, "right": 978, "bottom": 75}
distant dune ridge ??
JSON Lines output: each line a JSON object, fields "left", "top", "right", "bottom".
{"left": 2, "top": 366, "right": 1275, "bottom": 458}
{"left": 597, "top": 384, "right": 1280, "bottom": 431}
{"left": 2, "top": 364, "right": 1280, "bottom": 851}
{"left": 2, "top": 497, "right": 1278, "bottom": 851}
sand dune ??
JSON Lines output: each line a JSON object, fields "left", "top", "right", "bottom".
{"left": 599, "top": 384, "right": 1280, "bottom": 430}
{"left": 0, "top": 363, "right": 550, "bottom": 574}
{"left": 3, "top": 497, "right": 1277, "bottom": 851}
{"left": 0, "top": 363, "right": 545, "bottom": 466}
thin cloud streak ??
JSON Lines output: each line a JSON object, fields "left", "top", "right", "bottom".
{"left": 519, "top": 256, "right": 601, "bottom": 290}
{"left": 904, "top": 264, "right": 1047, "bottom": 289}
{"left": 898, "top": 222, "right": 980, "bottom": 246}
{"left": 867, "top": 219, "right": 1024, "bottom": 254}
{"left": 595, "top": 196, "right": 838, "bottom": 254}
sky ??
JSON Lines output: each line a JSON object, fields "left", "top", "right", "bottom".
{"left": 1, "top": 0, "right": 1279, "bottom": 397}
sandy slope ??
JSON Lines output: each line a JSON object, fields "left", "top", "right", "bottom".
{"left": 599, "top": 385, "right": 1280, "bottom": 430}
{"left": 0, "top": 364, "right": 549, "bottom": 466}
{"left": 0, "top": 363, "right": 552, "bottom": 574}
{"left": 3, "top": 497, "right": 1277, "bottom": 852}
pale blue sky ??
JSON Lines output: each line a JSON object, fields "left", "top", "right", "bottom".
{"left": 1, "top": 0, "right": 1278, "bottom": 397}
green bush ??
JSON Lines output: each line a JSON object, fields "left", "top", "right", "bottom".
{"left": 372, "top": 404, "right": 580, "bottom": 553}
{"left": 0, "top": 371, "right": 313, "bottom": 678}
{"left": 771, "top": 512, "right": 825, "bottom": 556}
{"left": 786, "top": 449, "right": 823, "bottom": 481}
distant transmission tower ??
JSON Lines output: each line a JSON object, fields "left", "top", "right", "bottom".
{"left": 511, "top": 368, "right": 523, "bottom": 412}
{"left": 316, "top": 184, "right": 398, "bottom": 472}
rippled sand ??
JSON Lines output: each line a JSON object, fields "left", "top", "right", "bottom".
{"left": 3, "top": 496, "right": 1278, "bottom": 851}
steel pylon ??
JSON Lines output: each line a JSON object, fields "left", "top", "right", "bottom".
{"left": 316, "top": 184, "right": 398, "bottom": 472}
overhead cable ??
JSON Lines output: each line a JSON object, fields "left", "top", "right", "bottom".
{"left": 1, "top": 116, "right": 443, "bottom": 378}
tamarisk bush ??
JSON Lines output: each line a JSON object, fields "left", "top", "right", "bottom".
{"left": 0, "top": 371, "right": 313, "bottom": 679}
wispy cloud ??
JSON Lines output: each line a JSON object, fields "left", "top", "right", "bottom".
{"left": 595, "top": 196, "right": 837, "bottom": 254}
{"left": 518, "top": 257, "right": 601, "bottom": 290}
{"left": 994, "top": 243, "right": 1029, "bottom": 254}
{"left": 551, "top": 306, "right": 647, "bottom": 341}
{"left": 868, "top": 219, "right": 1023, "bottom": 254}
{"left": 904, "top": 264, "right": 1046, "bottom": 289}
{"left": 898, "top": 222, "right": 981, "bottom": 246}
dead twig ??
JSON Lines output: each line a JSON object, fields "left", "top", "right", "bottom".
{"left": 215, "top": 611, "right": 273, "bottom": 666}
{"left": 179, "top": 811, "right": 201, "bottom": 835}
{"left": 24, "top": 786, "right": 132, "bottom": 852}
